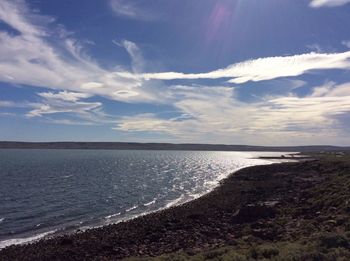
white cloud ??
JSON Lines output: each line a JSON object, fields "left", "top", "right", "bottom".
{"left": 115, "top": 113, "right": 184, "bottom": 135}
{"left": 309, "top": 0, "right": 350, "bottom": 8}
{"left": 0, "top": 100, "right": 18, "bottom": 107}
{"left": 0, "top": 93, "right": 105, "bottom": 125}
{"left": 0, "top": 0, "right": 49, "bottom": 36}
{"left": 115, "top": 82, "right": 350, "bottom": 145}
{"left": 311, "top": 81, "right": 350, "bottom": 97}
{"left": 113, "top": 39, "right": 144, "bottom": 72}
{"left": 306, "top": 44, "right": 323, "bottom": 53}
{"left": 41, "top": 118, "right": 96, "bottom": 126}
{"left": 0, "top": 100, "right": 35, "bottom": 108}
{"left": 1, "top": 0, "right": 350, "bottom": 145}
{"left": 310, "top": 81, "right": 335, "bottom": 97}
{"left": 38, "top": 91, "right": 92, "bottom": 102}
{"left": 81, "top": 82, "right": 104, "bottom": 89}
{"left": 27, "top": 91, "right": 102, "bottom": 118}
{"left": 0, "top": 0, "right": 152, "bottom": 103}
{"left": 0, "top": 112, "right": 16, "bottom": 116}
{"left": 342, "top": 40, "right": 350, "bottom": 49}
{"left": 113, "top": 90, "right": 139, "bottom": 98}
{"left": 134, "top": 51, "right": 350, "bottom": 84}
{"left": 1, "top": 0, "right": 350, "bottom": 103}
{"left": 109, "top": 0, "right": 155, "bottom": 20}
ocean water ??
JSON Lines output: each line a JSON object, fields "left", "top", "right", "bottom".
{"left": 0, "top": 149, "right": 288, "bottom": 248}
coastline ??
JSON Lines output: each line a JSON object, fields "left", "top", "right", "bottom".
{"left": 1, "top": 156, "right": 350, "bottom": 260}
{"left": 0, "top": 160, "right": 286, "bottom": 253}
{"left": 0, "top": 153, "right": 281, "bottom": 250}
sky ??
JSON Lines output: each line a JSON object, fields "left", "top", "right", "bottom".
{"left": 0, "top": 0, "right": 350, "bottom": 145}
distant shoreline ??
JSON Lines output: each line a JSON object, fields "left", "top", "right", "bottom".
{"left": 0, "top": 141, "right": 349, "bottom": 152}
{"left": 256, "top": 155, "right": 312, "bottom": 160}
{"left": 2, "top": 156, "right": 350, "bottom": 260}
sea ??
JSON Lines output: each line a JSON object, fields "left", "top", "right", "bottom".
{"left": 0, "top": 149, "right": 291, "bottom": 248}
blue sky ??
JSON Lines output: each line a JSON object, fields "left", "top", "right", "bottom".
{"left": 1, "top": 0, "right": 350, "bottom": 145}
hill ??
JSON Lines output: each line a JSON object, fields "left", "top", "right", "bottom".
{"left": 0, "top": 141, "right": 349, "bottom": 152}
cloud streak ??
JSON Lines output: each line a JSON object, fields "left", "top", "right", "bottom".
{"left": 115, "top": 82, "right": 350, "bottom": 144}
{"left": 309, "top": 0, "right": 350, "bottom": 8}
{"left": 26, "top": 91, "right": 102, "bottom": 118}
{"left": 342, "top": 41, "right": 350, "bottom": 49}
{"left": 109, "top": 0, "right": 155, "bottom": 20}
{"left": 132, "top": 51, "right": 350, "bottom": 84}
{"left": 113, "top": 39, "right": 145, "bottom": 72}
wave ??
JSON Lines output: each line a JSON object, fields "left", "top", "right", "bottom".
{"left": 143, "top": 199, "right": 156, "bottom": 206}
{"left": 0, "top": 230, "right": 56, "bottom": 249}
{"left": 165, "top": 194, "right": 186, "bottom": 208}
{"left": 125, "top": 205, "right": 138, "bottom": 212}
{"left": 105, "top": 212, "right": 121, "bottom": 219}
{"left": 0, "top": 218, "right": 4, "bottom": 223}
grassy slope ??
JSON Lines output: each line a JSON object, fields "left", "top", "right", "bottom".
{"left": 126, "top": 153, "right": 350, "bottom": 261}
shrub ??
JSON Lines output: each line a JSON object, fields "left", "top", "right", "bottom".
{"left": 319, "top": 233, "right": 349, "bottom": 249}
{"left": 259, "top": 246, "right": 279, "bottom": 258}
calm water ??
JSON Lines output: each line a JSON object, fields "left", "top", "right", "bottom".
{"left": 0, "top": 149, "right": 287, "bottom": 248}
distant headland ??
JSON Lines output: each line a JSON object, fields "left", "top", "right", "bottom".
{"left": 0, "top": 141, "right": 349, "bottom": 152}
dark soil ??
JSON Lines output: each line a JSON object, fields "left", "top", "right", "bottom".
{"left": 1, "top": 158, "right": 350, "bottom": 260}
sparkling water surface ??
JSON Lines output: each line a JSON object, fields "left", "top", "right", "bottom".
{"left": 0, "top": 149, "right": 288, "bottom": 248}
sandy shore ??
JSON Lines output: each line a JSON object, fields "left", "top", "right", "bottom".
{"left": 1, "top": 157, "right": 350, "bottom": 260}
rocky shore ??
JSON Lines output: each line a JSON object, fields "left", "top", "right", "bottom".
{"left": 1, "top": 156, "right": 350, "bottom": 260}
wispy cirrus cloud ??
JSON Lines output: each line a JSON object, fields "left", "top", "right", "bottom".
{"left": 26, "top": 91, "right": 102, "bottom": 119}
{"left": 0, "top": 0, "right": 154, "bottom": 103}
{"left": 113, "top": 39, "right": 145, "bottom": 73}
{"left": 115, "top": 81, "right": 350, "bottom": 144}
{"left": 1, "top": 0, "right": 350, "bottom": 145}
{"left": 310, "top": 81, "right": 350, "bottom": 97}
{"left": 2, "top": 0, "right": 350, "bottom": 101}
{"left": 309, "top": 0, "right": 350, "bottom": 8}
{"left": 0, "top": 100, "right": 20, "bottom": 108}
{"left": 0, "top": 99, "right": 37, "bottom": 109}
{"left": 0, "top": 91, "right": 105, "bottom": 125}
{"left": 127, "top": 51, "right": 350, "bottom": 84}
{"left": 38, "top": 91, "right": 92, "bottom": 102}
{"left": 342, "top": 41, "right": 350, "bottom": 49}
{"left": 109, "top": 0, "right": 155, "bottom": 20}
